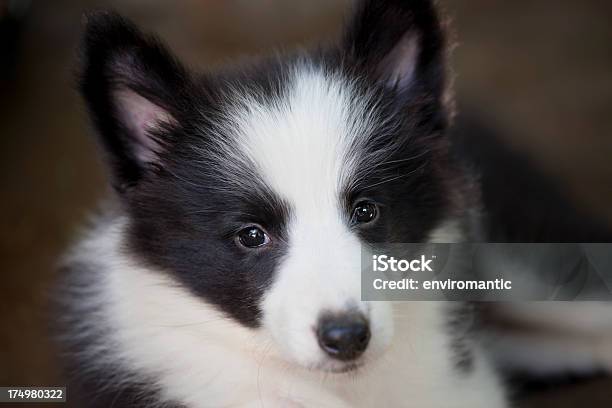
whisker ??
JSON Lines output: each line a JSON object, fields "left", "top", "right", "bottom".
{"left": 359, "top": 164, "right": 425, "bottom": 190}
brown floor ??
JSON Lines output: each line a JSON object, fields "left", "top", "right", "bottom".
{"left": 0, "top": 0, "right": 611, "bottom": 406}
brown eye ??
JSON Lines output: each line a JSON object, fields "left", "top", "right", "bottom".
{"left": 237, "top": 226, "right": 270, "bottom": 248}
{"left": 352, "top": 202, "right": 378, "bottom": 224}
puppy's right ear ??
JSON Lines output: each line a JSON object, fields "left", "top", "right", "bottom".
{"left": 79, "top": 11, "right": 193, "bottom": 192}
{"left": 343, "top": 0, "right": 448, "bottom": 104}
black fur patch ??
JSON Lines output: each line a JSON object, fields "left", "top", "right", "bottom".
{"left": 450, "top": 113, "right": 612, "bottom": 242}
{"left": 446, "top": 302, "right": 477, "bottom": 373}
{"left": 80, "top": 12, "right": 296, "bottom": 327}
{"left": 338, "top": 0, "right": 463, "bottom": 244}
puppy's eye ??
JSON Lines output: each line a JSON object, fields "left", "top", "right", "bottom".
{"left": 237, "top": 226, "right": 270, "bottom": 248}
{"left": 352, "top": 202, "right": 378, "bottom": 224}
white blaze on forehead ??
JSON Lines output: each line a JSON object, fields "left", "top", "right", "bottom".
{"left": 229, "top": 65, "right": 382, "bottom": 217}
{"left": 227, "top": 65, "right": 395, "bottom": 367}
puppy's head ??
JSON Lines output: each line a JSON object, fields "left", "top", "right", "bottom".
{"left": 80, "top": 0, "right": 458, "bottom": 373}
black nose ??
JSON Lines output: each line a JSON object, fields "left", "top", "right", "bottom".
{"left": 317, "top": 312, "right": 370, "bottom": 361}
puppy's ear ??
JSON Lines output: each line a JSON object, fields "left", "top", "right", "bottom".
{"left": 79, "top": 11, "right": 193, "bottom": 191}
{"left": 344, "top": 0, "right": 447, "bottom": 101}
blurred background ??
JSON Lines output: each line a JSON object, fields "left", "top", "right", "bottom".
{"left": 1, "top": 0, "right": 611, "bottom": 407}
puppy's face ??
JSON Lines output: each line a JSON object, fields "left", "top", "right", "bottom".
{"left": 81, "top": 0, "right": 456, "bottom": 373}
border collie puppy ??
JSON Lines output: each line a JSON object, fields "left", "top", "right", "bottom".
{"left": 59, "top": 1, "right": 507, "bottom": 406}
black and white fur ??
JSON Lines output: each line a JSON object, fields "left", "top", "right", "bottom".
{"left": 59, "top": 1, "right": 508, "bottom": 406}
{"left": 451, "top": 116, "right": 612, "bottom": 380}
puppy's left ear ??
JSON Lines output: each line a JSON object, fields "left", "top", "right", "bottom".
{"left": 344, "top": 0, "right": 448, "bottom": 102}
